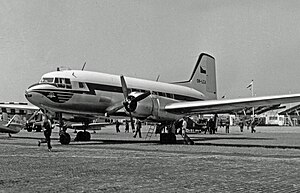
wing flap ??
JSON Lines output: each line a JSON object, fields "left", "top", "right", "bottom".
{"left": 164, "top": 93, "right": 300, "bottom": 114}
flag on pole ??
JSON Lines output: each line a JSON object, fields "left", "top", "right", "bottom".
{"left": 247, "top": 80, "right": 253, "bottom": 90}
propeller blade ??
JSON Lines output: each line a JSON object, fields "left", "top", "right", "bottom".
{"left": 131, "top": 91, "right": 151, "bottom": 103}
{"left": 120, "top": 75, "right": 129, "bottom": 99}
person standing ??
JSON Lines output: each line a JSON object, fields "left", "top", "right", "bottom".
{"left": 239, "top": 122, "right": 244, "bottom": 132}
{"left": 225, "top": 118, "right": 230, "bottom": 133}
{"left": 115, "top": 120, "right": 121, "bottom": 133}
{"left": 125, "top": 120, "right": 129, "bottom": 133}
{"left": 38, "top": 115, "right": 52, "bottom": 152}
{"left": 181, "top": 118, "right": 187, "bottom": 138}
{"left": 133, "top": 120, "right": 142, "bottom": 138}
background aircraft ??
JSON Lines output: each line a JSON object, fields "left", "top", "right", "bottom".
{"left": 25, "top": 53, "right": 300, "bottom": 144}
{"left": 0, "top": 113, "right": 23, "bottom": 137}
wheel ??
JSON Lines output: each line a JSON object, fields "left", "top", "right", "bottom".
{"left": 75, "top": 131, "right": 91, "bottom": 141}
{"left": 74, "top": 131, "right": 83, "bottom": 141}
{"left": 35, "top": 125, "right": 42, "bottom": 132}
{"left": 59, "top": 132, "right": 71, "bottom": 145}
{"left": 160, "top": 133, "right": 176, "bottom": 144}
{"left": 83, "top": 131, "right": 91, "bottom": 141}
{"left": 26, "top": 126, "right": 33, "bottom": 132}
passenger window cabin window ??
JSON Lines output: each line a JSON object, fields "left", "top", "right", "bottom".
{"left": 158, "top": 92, "right": 165, "bottom": 97}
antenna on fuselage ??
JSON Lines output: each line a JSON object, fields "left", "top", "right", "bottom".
{"left": 81, "top": 62, "right": 86, "bottom": 71}
{"left": 156, "top": 75, "right": 160, "bottom": 82}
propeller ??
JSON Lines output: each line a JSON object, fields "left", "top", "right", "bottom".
{"left": 120, "top": 75, "right": 150, "bottom": 131}
{"left": 105, "top": 75, "right": 151, "bottom": 131}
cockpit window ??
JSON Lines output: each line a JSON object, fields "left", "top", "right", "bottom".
{"left": 40, "top": 77, "right": 54, "bottom": 83}
{"left": 53, "top": 77, "right": 72, "bottom": 89}
{"left": 65, "top": 78, "right": 71, "bottom": 84}
{"left": 78, "top": 82, "right": 85, "bottom": 88}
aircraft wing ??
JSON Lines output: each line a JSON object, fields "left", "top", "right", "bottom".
{"left": 164, "top": 93, "right": 300, "bottom": 114}
{"left": 0, "top": 103, "right": 39, "bottom": 111}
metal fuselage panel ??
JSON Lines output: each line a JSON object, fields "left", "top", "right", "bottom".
{"left": 25, "top": 70, "right": 206, "bottom": 120}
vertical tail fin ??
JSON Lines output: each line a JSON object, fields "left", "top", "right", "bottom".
{"left": 174, "top": 53, "right": 217, "bottom": 100}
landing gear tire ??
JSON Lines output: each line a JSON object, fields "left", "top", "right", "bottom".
{"left": 160, "top": 133, "right": 177, "bottom": 144}
{"left": 26, "top": 126, "right": 32, "bottom": 132}
{"left": 59, "top": 132, "right": 71, "bottom": 145}
{"left": 74, "top": 131, "right": 91, "bottom": 142}
{"left": 35, "top": 125, "right": 42, "bottom": 132}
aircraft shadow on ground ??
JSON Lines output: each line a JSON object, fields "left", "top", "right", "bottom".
{"left": 68, "top": 139, "right": 160, "bottom": 146}
{"left": 6, "top": 135, "right": 275, "bottom": 146}
{"left": 189, "top": 136, "right": 275, "bottom": 142}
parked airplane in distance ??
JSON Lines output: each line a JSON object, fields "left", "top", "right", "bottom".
{"left": 0, "top": 113, "right": 23, "bottom": 137}
{"left": 25, "top": 53, "right": 300, "bottom": 144}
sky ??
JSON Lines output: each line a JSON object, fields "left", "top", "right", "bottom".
{"left": 1, "top": 0, "right": 300, "bottom": 102}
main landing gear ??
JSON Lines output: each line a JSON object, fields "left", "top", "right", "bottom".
{"left": 158, "top": 121, "right": 194, "bottom": 145}
{"left": 157, "top": 124, "right": 177, "bottom": 144}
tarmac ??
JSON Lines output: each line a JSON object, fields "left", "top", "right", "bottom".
{"left": 0, "top": 125, "right": 300, "bottom": 192}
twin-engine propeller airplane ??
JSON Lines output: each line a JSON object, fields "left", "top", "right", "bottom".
{"left": 25, "top": 53, "right": 300, "bottom": 144}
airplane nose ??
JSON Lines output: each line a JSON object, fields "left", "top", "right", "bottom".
{"left": 25, "top": 90, "right": 32, "bottom": 98}
{"left": 24, "top": 84, "right": 43, "bottom": 106}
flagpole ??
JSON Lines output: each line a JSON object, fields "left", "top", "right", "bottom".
{"left": 252, "top": 80, "right": 255, "bottom": 120}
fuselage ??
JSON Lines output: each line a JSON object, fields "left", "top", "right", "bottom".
{"left": 25, "top": 70, "right": 206, "bottom": 121}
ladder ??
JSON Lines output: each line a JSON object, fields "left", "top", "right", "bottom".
{"left": 145, "top": 125, "right": 156, "bottom": 140}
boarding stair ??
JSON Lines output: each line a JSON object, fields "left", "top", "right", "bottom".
{"left": 145, "top": 125, "right": 156, "bottom": 140}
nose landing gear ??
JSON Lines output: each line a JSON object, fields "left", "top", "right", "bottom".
{"left": 58, "top": 113, "right": 92, "bottom": 144}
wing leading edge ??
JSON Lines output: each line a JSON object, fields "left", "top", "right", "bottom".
{"left": 164, "top": 93, "right": 300, "bottom": 114}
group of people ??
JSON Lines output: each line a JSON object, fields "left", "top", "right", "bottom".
{"left": 115, "top": 119, "right": 143, "bottom": 138}
{"left": 239, "top": 120, "right": 256, "bottom": 133}
{"left": 206, "top": 118, "right": 218, "bottom": 134}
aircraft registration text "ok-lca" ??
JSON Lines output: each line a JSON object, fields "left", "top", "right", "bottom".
{"left": 197, "top": 79, "right": 206, "bottom": 84}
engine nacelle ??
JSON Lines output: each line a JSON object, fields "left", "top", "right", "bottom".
{"left": 128, "top": 92, "right": 153, "bottom": 118}
{"left": 126, "top": 92, "right": 184, "bottom": 121}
